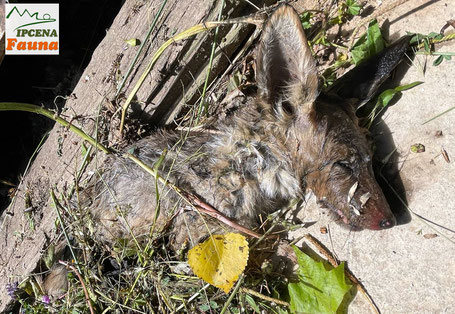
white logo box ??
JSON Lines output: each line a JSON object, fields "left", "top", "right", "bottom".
{"left": 5, "top": 4, "right": 59, "bottom": 55}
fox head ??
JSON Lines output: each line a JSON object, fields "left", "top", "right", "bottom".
{"left": 255, "top": 5, "right": 408, "bottom": 230}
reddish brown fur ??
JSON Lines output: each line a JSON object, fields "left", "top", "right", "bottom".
{"left": 81, "top": 5, "right": 401, "bottom": 249}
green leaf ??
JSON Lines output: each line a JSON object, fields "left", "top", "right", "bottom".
{"left": 410, "top": 143, "right": 425, "bottom": 153}
{"left": 423, "top": 38, "right": 430, "bottom": 52}
{"left": 210, "top": 300, "right": 219, "bottom": 309}
{"left": 43, "top": 244, "right": 55, "bottom": 269}
{"left": 351, "top": 20, "right": 384, "bottom": 65}
{"left": 367, "top": 20, "right": 384, "bottom": 56}
{"left": 365, "top": 81, "right": 423, "bottom": 128}
{"left": 394, "top": 81, "right": 423, "bottom": 92}
{"left": 428, "top": 32, "right": 443, "bottom": 39}
{"left": 346, "top": 0, "right": 362, "bottom": 16}
{"left": 350, "top": 47, "right": 368, "bottom": 65}
{"left": 81, "top": 142, "right": 88, "bottom": 157}
{"left": 288, "top": 246, "right": 352, "bottom": 313}
{"left": 329, "top": 15, "right": 343, "bottom": 25}
{"left": 300, "top": 11, "right": 313, "bottom": 30}
{"left": 377, "top": 89, "right": 398, "bottom": 107}
{"left": 433, "top": 54, "right": 452, "bottom": 66}
{"left": 199, "top": 304, "right": 210, "bottom": 311}
{"left": 377, "top": 81, "right": 423, "bottom": 108}
{"left": 228, "top": 70, "right": 243, "bottom": 91}
{"left": 245, "top": 294, "right": 260, "bottom": 313}
{"left": 408, "top": 32, "right": 443, "bottom": 51}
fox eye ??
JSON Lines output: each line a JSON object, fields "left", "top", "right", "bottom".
{"left": 334, "top": 161, "right": 353, "bottom": 172}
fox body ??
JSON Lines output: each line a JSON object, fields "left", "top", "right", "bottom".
{"left": 85, "top": 5, "right": 409, "bottom": 247}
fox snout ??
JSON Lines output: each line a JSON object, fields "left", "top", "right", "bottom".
{"left": 314, "top": 174, "right": 397, "bottom": 230}
{"left": 338, "top": 176, "right": 396, "bottom": 230}
{"left": 350, "top": 165, "right": 396, "bottom": 230}
{"left": 310, "top": 154, "right": 396, "bottom": 230}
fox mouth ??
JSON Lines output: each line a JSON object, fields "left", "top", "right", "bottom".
{"left": 317, "top": 198, "right": 363, "bottom": 231}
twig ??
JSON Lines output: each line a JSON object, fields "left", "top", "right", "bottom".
{"left": 440, "top": 19, "right": 455, "bottom": 34}
{"left": 59, "top": 260, "right": 95, "bottom": 314}
{"left": 240, "top": 287, "right": 290, "bottom": 307}
{"left": 303, "top": 234, "right": 380, "bottom": 314}
{"left": 175, "top": 283, "right": 210, "bottom": 311}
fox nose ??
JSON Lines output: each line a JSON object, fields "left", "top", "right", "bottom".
{"left": 379, "top": 216, "right": 396, "bottom": 229}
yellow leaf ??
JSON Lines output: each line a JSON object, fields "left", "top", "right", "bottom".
{"left": 125, "top": 38, "right": 140, "bottom": 46}
{"left": 188, "top": 233, "right": 249, "bottom": 293}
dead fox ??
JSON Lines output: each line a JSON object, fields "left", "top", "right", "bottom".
{"left": 83, "top": 5, "right": 409, "bottom": 248}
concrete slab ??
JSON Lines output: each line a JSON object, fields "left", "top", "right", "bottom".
{"left": 291, "top": 0, "right": 455, "bottom": 312}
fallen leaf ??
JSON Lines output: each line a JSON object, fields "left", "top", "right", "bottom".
{"left": 125, "top": 38, "right": 141, "bottom": 46}
{"left": 441, "top": 147, "right": 450, "bottom": 163}
{"left": 411, "top": 143, "right": 425, "bottom": 153}
{"left": 188, "top": 233, "right": 249, "bottom": 293}
{"left": 288, "top": 246, "right": 352, "bottom": 313}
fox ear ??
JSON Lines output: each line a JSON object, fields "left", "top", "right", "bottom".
{"left": 328, "top": 35, "right": 411, "bottom": 109}
{"left": 256, "top": 5, "right": 318, "bottom": 113}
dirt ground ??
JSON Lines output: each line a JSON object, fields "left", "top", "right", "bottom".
{"left": 291, "top": 0, "right": 455, "bottom": 312}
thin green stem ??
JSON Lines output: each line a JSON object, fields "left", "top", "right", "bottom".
{"left": 422, "top": 105, "right": 455, "bottom": 125}
{"left": 50, "top": 188, "right": 81, "bottom": 273}
{"left": 196, "top": 0, "right": 225, "bottom": 123}
{"left": 0, "top": 102, "right": 110, "bottom": 154}
{"left": 115, "top": 0, "right": 168, "bottom": 97}
{"left": 220, "top": 274, "right": 244, "bottom": 314}
{"left": 415, "top": 51, "right": 455, "bottom": 56}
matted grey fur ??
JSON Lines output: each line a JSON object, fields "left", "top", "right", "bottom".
{"left": 82, "top": 5, "right": 410, "bottom": 248}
